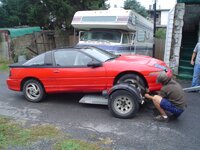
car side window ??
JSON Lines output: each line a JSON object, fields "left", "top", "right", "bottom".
{"left": 74, "top": 52, "right": 92, "bottom": 66}
{"left": 23, "top": 53, "right": 45, "bottom": 66}
{"left": 54, "top": 50, "right": 92, "bottom": 67}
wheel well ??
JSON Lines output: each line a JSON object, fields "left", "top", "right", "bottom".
{"left": 20, "top": 77, "right": 45, "bottom": 91}
{"left": 113, "top": 71, "right": 148, "bottom": 88}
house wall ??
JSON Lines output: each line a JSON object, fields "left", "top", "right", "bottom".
{"left": 164, "top": 3, "right": 185, "bottom": 74}
{"left": 164, "top": 7, "right": 175, "bottom": 66}
{"left": 161, "top": 11, "right": 169, "bottom": 25}
{"left": 170, "top": 3, "right": 185, "bottom": 74}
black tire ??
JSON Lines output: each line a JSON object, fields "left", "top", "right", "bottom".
{"left": 117, "top": 74, "right": 146, "bottom": 95}
{"left": 108, "top": 90, "right": 139, "bottom": 119}
{"left": 22, "top": 79, "right": 45, "bottom": 102}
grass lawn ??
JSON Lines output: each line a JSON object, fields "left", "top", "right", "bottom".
{"left": 0, "top": 57, "right": 9, "bottom": 72}
{"left": 0, "top": 116, "right": 107, "bottom": 150}
{"left": 0, "top": 63, "right": 9, "bottom": 72}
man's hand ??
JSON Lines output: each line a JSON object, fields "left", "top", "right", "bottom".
{"left": 191, "top": 60, "right": 194, "bottom": 65}
{"left": 191, "top": 52, "right": 196, "bottom": 65}
{"left": 144, "top": 93, "right": 153, "bottom": 100}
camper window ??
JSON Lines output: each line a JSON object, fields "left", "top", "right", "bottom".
{"left": 122, "top": 34, "right": 129, "bottom": 44}
{"left": 82, "top": 16, "right": 117, "bottom": 22}
{"left": 129, "top": 33, "right": 135, "bottom": 44}
{"left": 80, "top": 31, "right": 121, "bottom": 43}
{"left": 146, "top": 31, "right": 150, "bottom": 39}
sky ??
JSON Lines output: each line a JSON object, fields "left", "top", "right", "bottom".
{"left": 108, "top": 0, "right": 177, "bottom": 10}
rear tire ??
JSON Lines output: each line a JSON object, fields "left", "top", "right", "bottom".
{"left": 23, "top": 79, "right": 45, "bottom": 102}
{"left": 108, "top": 90, "right": 139, "bottom": 119}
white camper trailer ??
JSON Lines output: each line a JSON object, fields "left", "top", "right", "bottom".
{"left": 71, "top": 8, "right": 153, "bottom": 56}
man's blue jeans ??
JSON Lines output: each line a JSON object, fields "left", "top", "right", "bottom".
{"left": 192, "top": 64, "right": 200, "bottom": 87}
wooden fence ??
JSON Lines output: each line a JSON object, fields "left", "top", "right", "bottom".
{"left": 155, "top": 38, "right": 165, "bottom": 60}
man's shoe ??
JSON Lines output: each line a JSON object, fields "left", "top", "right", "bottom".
{"left": 154, "top": 115, "right": 169, "bottom": 122}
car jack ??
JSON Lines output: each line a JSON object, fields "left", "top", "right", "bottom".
{"left": 183, "top": 86, "right": 200, "bottom": 92}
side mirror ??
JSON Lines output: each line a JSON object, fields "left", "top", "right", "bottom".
{"left": 87, "top": 60, "right": 102, "bottom": 68}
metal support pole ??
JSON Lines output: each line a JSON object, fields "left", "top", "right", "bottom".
{"left": 73, "top": 28, "right": 76, "bottom": 46}
{"left": 153, "top": 0, "right": 157, "bottom": 58}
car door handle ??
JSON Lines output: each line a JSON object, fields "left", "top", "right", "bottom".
{"left": 53, "top": 70, "right": 60, "bottom": 73}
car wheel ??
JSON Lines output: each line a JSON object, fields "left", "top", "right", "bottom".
{"left": 108, "top": 90, "right": 139, "bottom": 119}
{"left": 23, "top": 79, "right": 45, "bottom": 102}
{"left": 117, "top": 74, "right": 146, "bottom": 95}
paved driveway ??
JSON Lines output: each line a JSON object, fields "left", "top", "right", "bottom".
{"left": 1, "top": 72, "right": 200, "bottom": 150}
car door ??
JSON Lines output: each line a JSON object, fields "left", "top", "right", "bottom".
{"left": 53, "top": 50, "right": 106, "bottom": 92}
{"left": 22, "top": 52, "right": 60, "bottom": 93}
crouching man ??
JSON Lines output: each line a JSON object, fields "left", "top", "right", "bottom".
{"left": 145, "top": 71, "right": 187, "bottom": 122}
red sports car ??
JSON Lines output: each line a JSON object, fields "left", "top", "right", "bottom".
{"left": 7, "top": 46, "right": 172, "bottom": 104}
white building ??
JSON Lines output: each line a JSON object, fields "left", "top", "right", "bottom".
{"left": 147, "top": 9, "right": 170, "bottom": 28}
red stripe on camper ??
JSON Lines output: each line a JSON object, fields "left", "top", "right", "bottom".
{"left": 72, "top": 17, "right": 82, "bottom": 22}
{"left": 117, "top": 16, "right": 129, "bottom": 22}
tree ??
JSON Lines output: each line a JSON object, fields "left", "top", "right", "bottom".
{"left": 0, "top": 0, "right": 20, "bottom": 27}
{"left": 42, "top": 0, "right": 106, "bottom": 29}
{"left": 124, "top": 0, "right": 148, "bottom": 18}
{"left": 27, "top": 1, "right": 50, "bottom": 28}
{"left": 0, "top": 6, "right": 9, "bottom": 27}
{"left": 0, "top": 0, "right": 106, "bottom": 29}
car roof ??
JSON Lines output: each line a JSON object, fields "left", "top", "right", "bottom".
{"left": 51, "top": 46, "right": 93, "bottom": 52}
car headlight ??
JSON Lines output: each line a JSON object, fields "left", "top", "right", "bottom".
{"left": 154, "top": 64, "right": 168, "bottom": 72}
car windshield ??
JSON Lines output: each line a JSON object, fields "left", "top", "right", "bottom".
{"left": 80, "top": 31, "right": 121, "bottom": 43}
{"left": 81, "top": 47, "right": 119, "bottom": 62}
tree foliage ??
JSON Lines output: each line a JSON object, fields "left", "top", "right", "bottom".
{"left": 0, "top": 0, "right": 106, "bottom": 29}
{"left": 155, "top": 28, "right": 166, "bottom": 39}
{"left": 124, "top": 0, "right": 148, "bottom": 18}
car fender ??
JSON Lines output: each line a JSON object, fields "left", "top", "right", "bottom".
{"left": 107, "top": 83, "right": 143, "bottom": 103}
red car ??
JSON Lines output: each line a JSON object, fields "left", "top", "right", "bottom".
{"left": 7, "top": 46, "right": 172, "bottom": 103}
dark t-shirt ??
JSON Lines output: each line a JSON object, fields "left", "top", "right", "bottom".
{"left": 160, "top": 79, "right": 186, "bottom": 109}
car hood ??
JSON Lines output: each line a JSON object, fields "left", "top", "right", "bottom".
{"left": 115, "top": 55, "right": 168, "bottom": 67}
{"left": 116, "top": 55, "right": 153, "bottom": 65}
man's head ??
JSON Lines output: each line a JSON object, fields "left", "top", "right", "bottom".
{"left": 156, "top": 71, "right": 171, "bottom": 85}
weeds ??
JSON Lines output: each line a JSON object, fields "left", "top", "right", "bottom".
{"left": 0, "top": 56, "right": 9, "bottom": 71}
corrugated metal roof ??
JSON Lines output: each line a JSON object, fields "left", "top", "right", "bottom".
{"left": 177, "top": 0, "right": 200, "bottom": 3}
{"left": 0, "top": 27, "right": 41, "bottom": 38}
